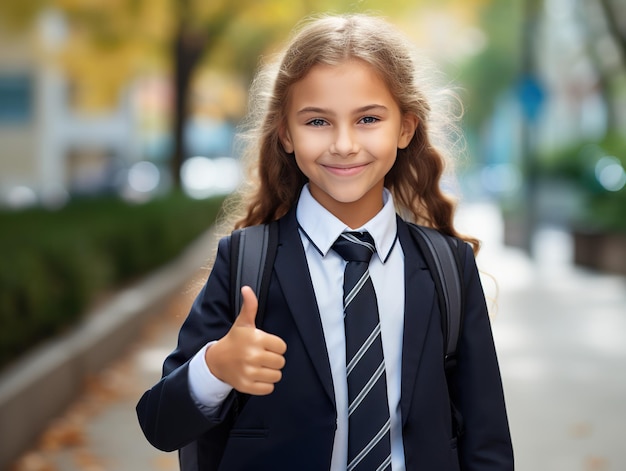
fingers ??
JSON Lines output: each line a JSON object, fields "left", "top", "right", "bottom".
{"left": 260, "top": 349, "right": 286, "bottom": 370}
{"left": 263, "top": 332, "right": 288, "bottom": 356}
{"left": 246, "top": 381, "right": 278, "bottom": 396}
{"left": 246, "top": 365, "right": 284, "bottom": 387}
{"left": 224, "top": 356, "right": 284, "bottom": 396}
{"left": 237, "top": 359, "right": 284, "bottom": 396}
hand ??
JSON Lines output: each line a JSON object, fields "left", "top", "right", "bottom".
{"left": 205, "top": 286, "right": 287, "bottom": 395}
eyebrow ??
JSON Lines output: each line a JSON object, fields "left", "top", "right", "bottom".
{"left": 296, "top": 104, "right": 388, "bottom": 115}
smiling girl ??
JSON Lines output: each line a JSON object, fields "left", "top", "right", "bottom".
{"left": 137, "top": 14, "right": 514, "bottom": 471}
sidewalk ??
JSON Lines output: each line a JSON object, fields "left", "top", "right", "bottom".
{"left": 9, "top": 202, "right": 626, "bottom": 471}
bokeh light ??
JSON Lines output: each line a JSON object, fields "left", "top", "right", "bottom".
{"left": 181, "top": 156, "right": 242, "bottom": 199}
{"left": 595, "top": 156, "right": 626, "bottom": 192}
{"left": 127, "top": 161, "right": 161, "bottom": 194}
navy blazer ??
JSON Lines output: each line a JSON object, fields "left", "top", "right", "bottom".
{"left": 137, "top": 209, "right": 514, "bottom": 470}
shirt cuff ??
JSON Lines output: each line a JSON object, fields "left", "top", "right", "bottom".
{"left": 188, "top": 342, "right": 234, "bottom": 415}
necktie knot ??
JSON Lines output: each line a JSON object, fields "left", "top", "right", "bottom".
{"left": 332, "top": 232, "right": 376, "bottom": 263}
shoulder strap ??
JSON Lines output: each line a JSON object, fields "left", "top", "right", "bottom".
{"left": 408, "top": 224, "right": 465, "bottom": 368}
{"left": 409, "top": 224, "right": 467, "bottom": 439}
{"left": 230, "top": 221, "right": 279, "bottom": 327}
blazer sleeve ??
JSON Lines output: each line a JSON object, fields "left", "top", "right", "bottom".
{"left": 456, "top": 243, "right": 514, "bottom": 470}
{"left": 136, "top": 235, "right": 237, "bottom": 452}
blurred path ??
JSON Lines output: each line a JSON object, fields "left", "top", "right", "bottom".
{"left": 10, "top": 202, "right": 626, "bottom": 471}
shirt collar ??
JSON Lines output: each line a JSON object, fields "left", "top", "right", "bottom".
{"left": 296, "top": 184, "right": 398, "bottom": 263}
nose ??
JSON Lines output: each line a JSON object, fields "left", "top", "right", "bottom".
{"left": 330, "top": 126, "right": 358, "bottom": 157}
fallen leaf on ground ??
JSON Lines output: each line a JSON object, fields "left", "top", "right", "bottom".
{"left": 11, "top": 452, "right": 57, "bottom": 471}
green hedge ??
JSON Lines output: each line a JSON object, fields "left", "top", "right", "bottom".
{"left": 536, "top": 132, "right": 626, "bottom": 232}
{"left": 0, "top": 193, "right": 225, "bottom": 368}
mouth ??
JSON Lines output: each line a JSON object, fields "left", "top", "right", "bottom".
{"left": 322, "top": 163, "right": 369, "bottom": 176}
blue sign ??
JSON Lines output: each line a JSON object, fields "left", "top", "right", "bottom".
{"left": 517, "top": 75, "right": 545, "bottom": 122}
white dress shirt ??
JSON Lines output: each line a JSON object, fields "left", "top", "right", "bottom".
{"left": 188, "top": 184, "right": 406, "bottom": 470}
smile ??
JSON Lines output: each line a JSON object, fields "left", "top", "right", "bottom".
{"left": 323, "top": 163, "right": 369, "bottom": 176}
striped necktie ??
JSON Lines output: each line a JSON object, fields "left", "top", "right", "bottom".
{"left": 332, "top": 232, "right": 392, "bottom": 471}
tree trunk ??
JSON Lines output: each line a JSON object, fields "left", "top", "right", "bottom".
{"left": 169, "top": 2, "right": 250, "bottom": 189}
{"left": 171, "top": 23, "right": 207, "bottom": 189}
{"left": 598, "top": 0, "right": 626, "bottom": 59}
{"left": 585, "top": 0, "right": 626, "bottom": 133}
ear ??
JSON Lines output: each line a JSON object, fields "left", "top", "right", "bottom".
{"left": 279, "top": 125, "right": 294, "bottom": 154}
{"left": 398, "top": 113, "right": 419, "bottom": 149}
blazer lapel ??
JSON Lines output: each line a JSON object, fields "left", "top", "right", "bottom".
{"left": 274, "top": 210, "right": 336, "bottom": 407}
{"left": 398, "top": 219, "right": 437, "bottom": 425}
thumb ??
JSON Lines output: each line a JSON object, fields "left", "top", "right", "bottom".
{"left": 235, "top": 286, "right": 258, "bottom": 327}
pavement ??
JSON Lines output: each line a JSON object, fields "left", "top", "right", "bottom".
{"left": 8, "top": 202, "right": 626, "bottom": 471}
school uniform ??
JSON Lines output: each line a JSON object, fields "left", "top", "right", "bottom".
{"left": 136, "top": 187, "right": 513, "bottom": 470}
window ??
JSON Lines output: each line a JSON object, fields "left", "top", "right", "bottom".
{"left": 0, "top": 75, "right": 33, "bottom": 124}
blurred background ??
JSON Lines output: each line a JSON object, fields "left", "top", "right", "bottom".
{"left": 1, "top": 0, "right": 625, "bottom": 257}
{"left": 0, "top": 0, "right": 625, "bottom": 470}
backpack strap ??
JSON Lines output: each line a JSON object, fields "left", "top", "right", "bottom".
{"left": 408, "top": 224, "right": 465, "bottom": 367}
{"left": 229, "top": 221, "right": 279, "bottom": 326}
{"left": 409, "top": 223, "right": 466, "bottom": 439}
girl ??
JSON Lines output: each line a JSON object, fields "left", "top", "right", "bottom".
{"left": 137, "top": 13, "right": 514, "bottom": 471}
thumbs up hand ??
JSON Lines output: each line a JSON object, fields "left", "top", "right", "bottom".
{"left": 205, "top": 286, "right": 287, "bottom": 395}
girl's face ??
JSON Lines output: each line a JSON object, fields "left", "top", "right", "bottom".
{"left": 280, "top": 60, "right": 417, "bottom": 227}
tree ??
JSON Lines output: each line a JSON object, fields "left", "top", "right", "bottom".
{"left": 598, "top": 0, "right": 626, "bottom": 58}
{"left": 453, "top": 0, "right": 524, "bottom": 137}
{"left": 581, "top": 0, "right": 626, "bottom": 132}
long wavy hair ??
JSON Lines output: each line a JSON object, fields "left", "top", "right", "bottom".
{"left": 224, "top": 13, "right": 479, "bottom": 252}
